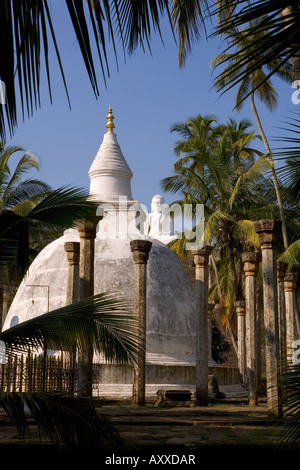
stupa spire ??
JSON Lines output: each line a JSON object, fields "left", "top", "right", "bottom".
{"left": 106, "top": 106, "right": 115, "bottom": 134}
{"left": 88, "top": 106, "right": 133, "bottom": 202}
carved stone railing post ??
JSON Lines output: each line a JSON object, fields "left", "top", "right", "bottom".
{"left": 64, "top": 242, "right": 80, "bottom": 305}
{"left": 235, "top": 301, "right": 246, "bottom": 387}
{"left": 254, "top": 219, "right": 282, "bottom": 416}
{"left": 284, "top": 272, "right": 299, "bottom": 363}
{"left": 242, "top": 251, "right": 261, "bottom": 405}
{"left": 277, "top": 261, "right": 288, "bottom": 366}
{"left": 130, "top": 239, "right": 152, "bottom": 406}
{"left": 77, "top": 217, "right": 101, "bottom": 397}
{"left": 191, "top": 245, "right": 213, "bottom": 406}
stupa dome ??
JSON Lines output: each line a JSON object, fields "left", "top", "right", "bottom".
{"left": 3, "top": 108, "right": 197, "bottom": 365}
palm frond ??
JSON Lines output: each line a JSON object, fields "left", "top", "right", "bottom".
{"left": 276, "top": 364, "right": 300, "bottom": 451}
{"left": 0, "top": 0, "right": 175, "bottom": 140}
{"left": 204, "top": 210, "right": 231, "bottom": 244}
{"left": 228, "top": 154, "right": 272, "bottom": 210}
{"left": 1, "top": 292, "right": 140, "bottom": 365}
{"left": 233, "top": 219, "right": 260, "bottom": 247}
{"left": 5, "top": 179, "right": 51, "bottom": 211}
{"left": 26, "top": 185, "right": 98, "bottom": 228}
{"left": 171, "top": 0, "right": 207, "bottom": 67}
{"left": 215, "top": 3, "right": 298, "bottom": 97}
{"left": 0, "top": 391, "right": 126, "bottom": 450}
{"left": 0, "top": 186, "right": 98, "bottom": 276}
{"left": 278, "top": 239, "right": 300, "bottom": 268}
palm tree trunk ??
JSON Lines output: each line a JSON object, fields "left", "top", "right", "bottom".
{"left": 250, "top": 92, "right": 289, "bottom": 250}
{"left": 228, "top": 242, "right": 241, "bottom": 300}
{"left": 210, "top": 252, "right": 222, "bottom": 299}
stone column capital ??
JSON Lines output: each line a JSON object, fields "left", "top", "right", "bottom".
{"left": 284, "top": 272, "right": 298, "bottom": 292}
{"left": 242, "top": 251, "right": 261, "bottom": 276}
{"left": 234, "top": 300, "right": 245, "bottom": 315}
{"left": 130, "top": 239, "right": 152, "bottom": 264}
{"left": 277, "top": 261, "right": 289, "bottom": 281}
{"left": 78, "top": 216, "right": 102, "bottom": 239}
{"left": 191, "top": 245, "right": 213, "bottom": 268}
{"left": 64, "top": 241, "right": 80, "bottom": 266}
{"left": 253, "top": 219, "right": 282, "bottom": 249}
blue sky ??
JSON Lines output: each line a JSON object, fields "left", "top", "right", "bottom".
{"left": 6, "top": 2, "right": 297, "bottom": 213}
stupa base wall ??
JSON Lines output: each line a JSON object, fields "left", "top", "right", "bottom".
{"left": 93, "top": 363, "right": 240, "bottom": 387}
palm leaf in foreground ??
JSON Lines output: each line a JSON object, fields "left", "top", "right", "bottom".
{"left": 276, "top": 364, "right": 300, "bottom": 450}
{"left": 0, "top": 292, "right": 139, "bottom": 450}
{"left": 0, "top": 292, "right": 139, "bottom": 365}
{"left": 0, "top": 391, "right": 127, "bottom": 451}
{"left": 0, "top": 185, "right": 99, "bottom": 276}
{"left": 278, "top": 239, "right": 300, "bottom": 268}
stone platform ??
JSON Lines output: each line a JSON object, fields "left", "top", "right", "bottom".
{"left": 93, "top": 383, "right": 247, "bottom": 399}
{"left": 93, "top": 352, "right": 242, "bottom": 399}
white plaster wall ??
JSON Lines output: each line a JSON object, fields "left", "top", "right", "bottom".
{"left": 4, "top": 230, "right": 197, "bottom": 363}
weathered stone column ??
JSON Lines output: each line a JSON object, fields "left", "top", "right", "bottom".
{"left": 254, "top": 219, "right": 282, "bottom": 416}
{"left": 242, "top": 251, "right": 261, "bottom": 405}
{"left": 0, "top": 283, "right": 8, "bottom": 332}
{"left": 207, "top": 303, "right": 214, "bottom": 364}
{"left": 77, "top": 218, "right": 100, "bottom": 397}
{"left": 235, "top": 301, "right": 246, "bottom": 386}
{"left": 130, "top": 239, "right": 152, "bottom": 406}
{"left": 64, "top": 242, "right": 80, "bottom": 305}
{"left": 64, "top": 241, "right": 80, "bottom": 392}
{"left": 256, "top": 284, "right": 263, "bottom": 395}
{"left": 284, "top": 272, "right": 299, "bottom": 363}
{"left": 78, "top": 219, "right": 99, "bottom": 300}
{"left": 191, "top": 245, "right": 213, "bottom": 406}
{"left": 277, "top": 261, "right": 288, "bottom": 366}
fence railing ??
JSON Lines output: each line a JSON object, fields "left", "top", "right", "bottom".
{"left": 0, "top": 353, "right": 77, "bottom": 393}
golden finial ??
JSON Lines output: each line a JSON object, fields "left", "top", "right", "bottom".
{"left": 106, "top": 106, "right": 115, "bottom": 134}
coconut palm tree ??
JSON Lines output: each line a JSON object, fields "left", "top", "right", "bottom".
{"left": 0, "top": 142, "right": 98, "bottom": 302}
{"left": 273, "top": 113, "right": 300, "bottom": 269}
{"left": 211, "top": 19, "right": 294, "bottom": 250}
{"left": 161, "top": 114, "right": 274, "bottom": 321}
{"left": 0, "top": 185, "right": 98, "bottom": 277}
{"left": 0, "top": 142, "right": 55, "bottom": 272}
{"left": 0, "top": 142, "right": 51, "bottom": 211}
{"left": 215, "top": 1, "right": 300, "bottom": 90}
{"left": 0, "top": 143, "right": 53, "bottom": 325}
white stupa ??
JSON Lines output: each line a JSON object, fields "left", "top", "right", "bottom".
{"left": 3, "top": 108, "right": 240, "bottom": 396}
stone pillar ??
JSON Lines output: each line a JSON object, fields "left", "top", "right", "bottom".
{"left": 64, "top": 241, "right": 80, "bottom": 392}
{"left": 191, "top": 245, "right": 213, "bottom": 406}
{"left": 242, "top": 251, "right": 261, "bottom": 405}
{"left": 64, "top": 242, "right": 80, "bottom": 305}
{"left": 235, "top": 301, "right": 246, "bottom": 386}
{"left": 77, "top": 218, "right": 100, "bottom": 397}
{"left": 0, "top": 277, "right": 8, "bottom": 332}
{"left": 130, "top": 239, "right": 152, "bottom": 406}
{"left": 254, "top": 219, "right": 282, "bottom": 416}
{"left": 284, "top": 272, "right": 299, "bottom": 363}
{"left": 0, "top": 283, "right": 8, "bottom": 332}
{"left": 256, "top": 284, "right": 263, "bottom": 395}
{"left": 78, "top": 219, "right": 98, "bottom": 300}
{"left": 277, "top": 261, "right": 288, "bottom": 366}
{"left": 207, "top": 303, "right": 214, "bottom": 364}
